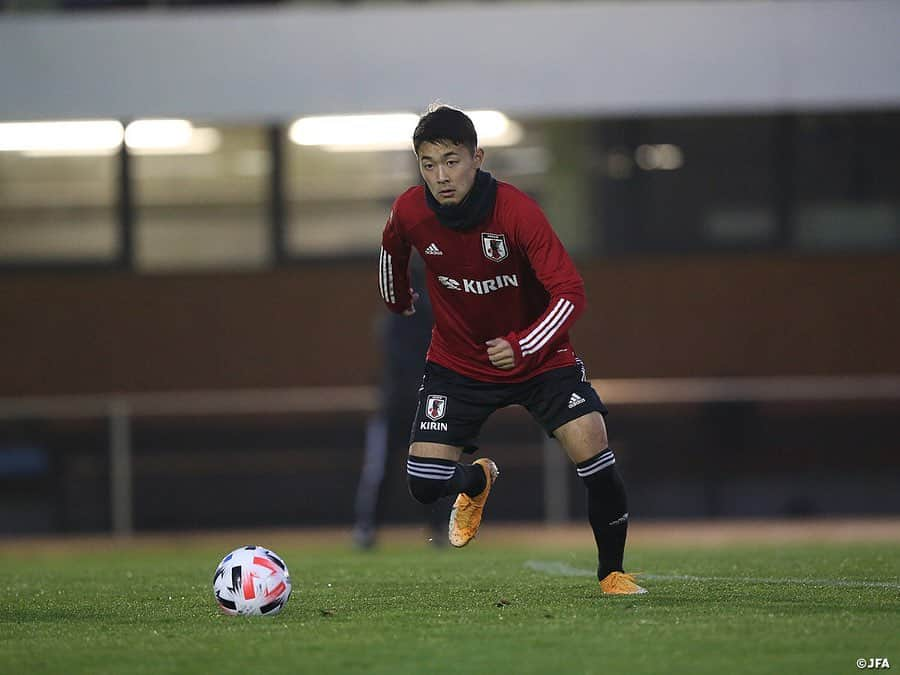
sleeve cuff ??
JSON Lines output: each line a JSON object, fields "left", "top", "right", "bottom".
{"left": 505, "top": 331, "right": 525, "bottom": 364}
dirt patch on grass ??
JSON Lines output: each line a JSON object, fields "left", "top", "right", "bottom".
{"left": 1, "top": 517, "right": 898, "bottom": 556}
{"left": 478, "top": 517, "right": 900, "bottom": 549}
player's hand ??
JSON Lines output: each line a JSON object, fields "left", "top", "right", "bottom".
{"left": 402, "top": 289, "right": 420, "bottom": 316}
{"left": 486, "top": 338, "right": 515, "bottom": 370}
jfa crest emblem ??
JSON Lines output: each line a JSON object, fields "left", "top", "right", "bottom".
{"left": 426, "top": 395, "right": 447, "bottom": 421}
{"left": 481, "top": 233, "right": 508, "bottom": 262}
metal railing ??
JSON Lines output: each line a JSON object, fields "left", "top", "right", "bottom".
{"left": 2, "top": 375, "right": 899, "bottom": 534}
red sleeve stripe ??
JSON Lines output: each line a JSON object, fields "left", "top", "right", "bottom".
{"left": 520, "top": 298, "right": 574, "bottom": 355}
{"left": 379, "top": 247, "right": 396, "bottom": 303}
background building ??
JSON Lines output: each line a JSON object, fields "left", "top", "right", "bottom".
{"left": 1, "top": 0, "right": 899, "bottom": 534}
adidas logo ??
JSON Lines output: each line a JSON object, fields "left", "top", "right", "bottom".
{"left": 424, "top": 243, "right": 443, "bottom": 255}
{"left": 567, "top": 393, "right": 585, "bottom": 409}
{"left": 608, "top": 512, "right": 629, "bottom": 527}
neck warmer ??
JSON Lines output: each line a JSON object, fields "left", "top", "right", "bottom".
{"left": 424, "top": 169, "right": 498, "bottom": 232}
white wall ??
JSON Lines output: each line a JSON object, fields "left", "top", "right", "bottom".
{"left": 1, "top": 0, "right": 899, "bottom": 121}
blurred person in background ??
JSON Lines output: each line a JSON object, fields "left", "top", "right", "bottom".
{"left": 353, "top": 255, "right": 450, "bottom": 549}
{"left": 378, "top": 105, "right": 645, "bottom": 595}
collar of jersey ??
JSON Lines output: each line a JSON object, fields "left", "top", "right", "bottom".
{"left": 424, "top": 169, "right": 498, "bottom": 232}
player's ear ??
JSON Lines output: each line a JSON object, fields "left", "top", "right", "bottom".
{"left": 473, "top": 147, "right": 484, "bottom": 167}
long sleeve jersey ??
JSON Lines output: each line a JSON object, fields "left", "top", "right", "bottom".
{"left": 379, "top": 181, "right": 585, "bottom": 383}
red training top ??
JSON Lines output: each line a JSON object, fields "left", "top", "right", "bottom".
{"left": 379, "top": 181, "right": 585, "bottom": 383}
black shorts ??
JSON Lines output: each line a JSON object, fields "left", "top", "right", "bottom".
{"left": 410, "top": 360, "right": 608, "bottom": 454}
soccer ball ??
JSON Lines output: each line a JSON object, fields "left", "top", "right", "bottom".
{"left": 213, "top": 545, "right": 292, "bottom": 616}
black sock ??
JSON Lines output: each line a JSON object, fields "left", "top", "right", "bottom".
{"left": 577, "top": 449, "right": 628, "bottom": 580}
{"left": 407, "top": 457, "right": 486, "bottom": 503}
{"left": 460, "top": 462, "right": 487, "bottom": 497}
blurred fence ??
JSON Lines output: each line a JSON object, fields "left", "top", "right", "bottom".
{"left": 2, "top": 374, "right": 899, "bottom": 536}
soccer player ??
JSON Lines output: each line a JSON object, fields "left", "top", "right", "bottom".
{"left": 378, "top": 105, "right": 646, "bottom": 595}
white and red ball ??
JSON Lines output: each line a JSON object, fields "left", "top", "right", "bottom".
{"left": 213, "top": 546, "right": 292, "bottom": 616}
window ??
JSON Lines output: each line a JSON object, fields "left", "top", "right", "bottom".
{"left": 2, "top": 111, "right": 897, "bottom": 269}
{"left": 284, "top": 142, "right": 415, "bottom": 258}
{"left": 132, "top": 124, "right": 269, "bottom": 271}
{"left": 594, "top": 116, "right": 779, "bottom": 255}
{"left": 790, "top": 113, "right": 900, "bottom": 251}
{"left": 591, "top": 111, "right": 900, "bottom": 256}
{"left": 0, "top": 152, "right": 119, "bottom": 264}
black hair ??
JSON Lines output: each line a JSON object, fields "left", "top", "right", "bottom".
{"left": 412, "top": 105, "right": 477, "bottom": 156}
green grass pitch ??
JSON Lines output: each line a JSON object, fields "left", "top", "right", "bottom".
{"left": 1, "top": 534, "right": 898, "bottom": 674}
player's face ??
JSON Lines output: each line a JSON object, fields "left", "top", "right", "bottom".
{"left": 417, "top": 141, "right": 484, "bottom": 206}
